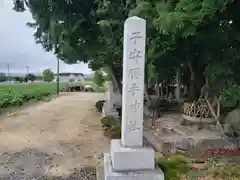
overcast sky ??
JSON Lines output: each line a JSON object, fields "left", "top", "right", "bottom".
{"left": 0, "top": 0, "right": 92, "bottom": 74}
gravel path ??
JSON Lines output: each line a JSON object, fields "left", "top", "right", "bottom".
{"left": 0, "top": 92, "right": 109, "bottom": 179}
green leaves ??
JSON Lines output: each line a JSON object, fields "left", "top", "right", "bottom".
{"left": 0, "top": 85, "right": 54, "bottom": 108}
{"left": 93, "top": 70, "right": 105, "bottom": 87}
{"left": 42, "top": 69, "right": 54, "bottom": 82}
{"left": 13, "top": 0, "right": 240, "bottom": 104}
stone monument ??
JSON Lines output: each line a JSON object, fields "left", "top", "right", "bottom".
{"left": 103, "top": 16, "right": 164, "bottom": 180}
{"left": 102, "top": 81, "right": 119, "bottom": 118}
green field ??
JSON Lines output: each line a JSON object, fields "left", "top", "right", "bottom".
{"left": 0, "top": 82, "right": 105, "bottom": 108}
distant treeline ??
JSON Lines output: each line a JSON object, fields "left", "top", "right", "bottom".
{"left": 0, "top": 72, "right": 42, "bottom": 82}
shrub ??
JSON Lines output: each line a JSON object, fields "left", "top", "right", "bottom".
{"left": 207, "top": 164, "right": 240, "bottom": 179}
{"left": 100, "top": 115, "right": 121, "bottom": 139}
{"left": 104, "top": 124, "right": 121, "bottom": 139}
{"left": 95, "top": 100, "right": 106, "bottom": 112}
{"left": 224, "top": 108, "right": 240, "bottom": 137}
{"left": 100, "top": 116, "right": 118, "bottom": 128}
{"left": 157, "top": 154, "right": 190, "bottom": 180}
{"left": 93, "top": 70, "right": 105, "bottom": 87}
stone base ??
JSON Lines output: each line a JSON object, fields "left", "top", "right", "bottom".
{"left": 104, "top": 153, "right": 164, "bottom": 180}
{"left": 104, "top": 111, "right": 119, "bottom": 117}
{"left": 110, "top": 139, "right": 155, "bottom": 171}
{"left": 102, "top": 102, "right": 119, "bottom": 118}
{"left": 143, "top": 119, "right": 239, "bottom": 157}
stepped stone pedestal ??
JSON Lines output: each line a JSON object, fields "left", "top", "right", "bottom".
{"left": 103, "top": 139, "right": 164, "bottom": 180}
{"left": 110, "top": 139, "right": 154, "bottom": 171}
{"left": 104, "top": 153, "right": 164, "bottom": 180}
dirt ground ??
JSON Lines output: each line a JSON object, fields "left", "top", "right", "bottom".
{"left": 0, "top": 92, "right": 109, "bottom": 177}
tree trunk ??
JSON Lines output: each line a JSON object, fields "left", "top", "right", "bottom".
{"left": 156, "top": 77, "right": 160, "bottom": 98}
{"left": 114, "top": 74, "right": 122, "bottom": 94}
{"left": 112, "top": 65, "right": 122, "bottom": 94}
{"left": 187, "top": 61, "right": 205, "bottom": 101}
{"left": 144, "top": 62, "right": 151, "bottom": 104}
{"left": 176, "top": 68, "right": 181, "bottom": 102}
{"left": 104, "top": 65, "right": 122, "bottom": 94}
{"left": 166, "top": 85, "right": 169, "bottom": 98}
{"left": 145, "top": 62, "right": 148, "bottom": 86}
{"left": 160, "top": 83, "right": 163, "bottom": 98}
{"left": 144, "top": 84, "right": 151, "bottom": 104}
{"left": 188, "top": 62, "right": 195, "bottom": 101}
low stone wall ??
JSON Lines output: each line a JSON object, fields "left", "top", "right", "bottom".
{"left": 144, "top": 130, "right": 240, "bottom": 157}
{"left": 143, "top": 113, "right": 240, "bottom": 157}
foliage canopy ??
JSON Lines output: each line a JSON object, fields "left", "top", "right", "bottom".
{"left": 93, "top": 70, "right": 105, "bottom": 87}
{"left": 13, "top": 0, "right": 240, "bottom": 106}
{"left": 42, "top": 69, "right": 55, "bottom": 82}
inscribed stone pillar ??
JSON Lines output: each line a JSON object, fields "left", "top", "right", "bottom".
{"left": 102, "top": 16, "right": 164, "bottom": 180}
{"left": 121, "top": 16, "right": 146, "bottom": 147}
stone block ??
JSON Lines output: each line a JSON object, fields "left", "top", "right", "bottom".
{"left": 104, "top": 153, "right": 164, "bottom": 180}
{"left": 221, "top": 137, "right": 238, "bottom": 149}
{"left": 190, "top": 137, "right": 237, "bottom": 155}
{"left": 193, "top": 137, "right": 222, "bottom": 151}
{"left": 110, "top": 139, "right": 155, "bottom": 171}
{"left": 106, "top": 111, "right": 119, "bottom": 117}
{"left": 161, "top": 141, "right": 174, "bottom": 155}
{"left": 102, "top": 102, "right": 119, "bottom": 118}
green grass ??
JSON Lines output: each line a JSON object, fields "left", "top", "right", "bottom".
{"left": 0, "top": 83, "right": 62, "bottom": 98}
{"left": 0, "top": 81, "right": 106, "bottom": 108}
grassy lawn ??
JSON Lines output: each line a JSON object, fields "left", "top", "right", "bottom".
{"left": 0, "top": 83, "right": 62, "bottom": 97}
{"left": 0, "top": 81, "right": 105, "bottom": 108}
